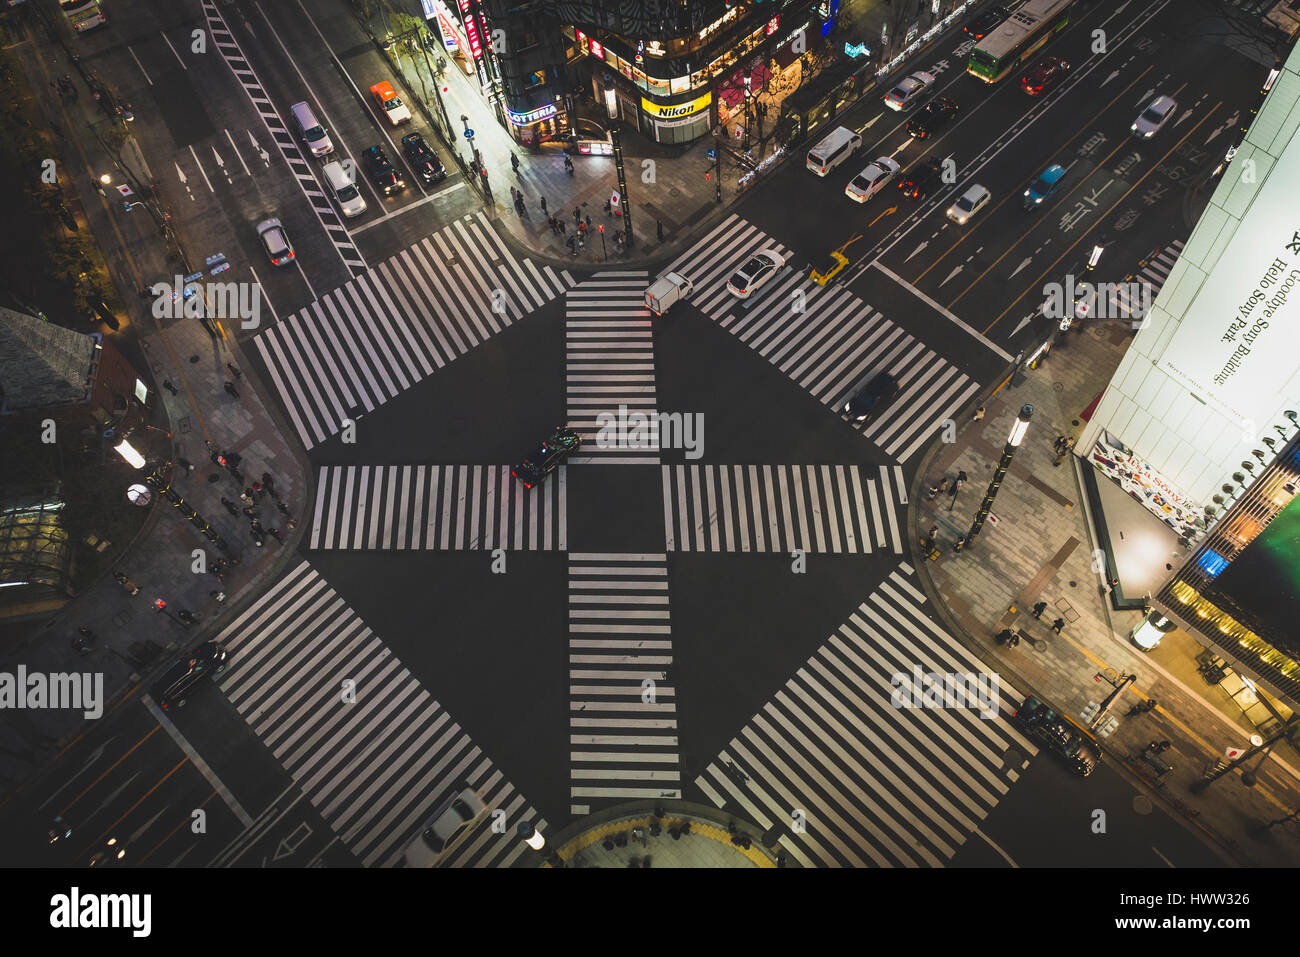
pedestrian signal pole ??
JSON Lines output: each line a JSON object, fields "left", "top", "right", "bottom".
{"left": 965, "top": 404, "right": 1033, "bottom": 547}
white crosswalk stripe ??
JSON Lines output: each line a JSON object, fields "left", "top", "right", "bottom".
{"left": 565, "top": 271, "right": 660, "bottom": 464}
{"left": 1102, "top": 240, "right": 1184, "bottom": 324}
{"left": 255, "top": 212, "right": 576, "bottom": 449}
{"left": 214, "top": 560, "right": 547, "bottom": 867}
{"left": 668, "top": 214, "right": 979, "bottom": 463}
{"left": 695, "top": 564, "right": 1037, "bottom": 867}
{"left": 308, "top": 464, "right": 566, "bottom": 551}
{"left": 662, "top": 464, "right": 905, "bottom": 553}
{"left": 568, "top": 553, "right": 680, "bottom": 814}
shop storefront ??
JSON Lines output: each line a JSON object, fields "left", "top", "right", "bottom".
{"left": 508, "top": 102, "right": 570, "bottom": 148}
{"left": 640, "top": 91, "right": 712, "bottom": 144}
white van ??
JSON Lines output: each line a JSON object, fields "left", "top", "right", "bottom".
{"left": 322, "top": 160, "right": 367, "bottom": 217}
{"left": 806, "top": 126, "right": 862, "bottom": 177}
{"left": 645, "top": 272, "right": 693, "bottom": 316}
{"left": 291, "top": 101, "right": 333, "bottom": 157}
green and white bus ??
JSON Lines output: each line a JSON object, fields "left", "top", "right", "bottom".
{"left": 967, "top": 0, "right": 1072, "bottom": 83}
{"left": 59, "top": 0, "right": 106, "bottom": 32}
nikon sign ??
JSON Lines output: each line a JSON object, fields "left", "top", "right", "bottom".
{"left": 641, "top": 91, "right": 711, "bottom": 119}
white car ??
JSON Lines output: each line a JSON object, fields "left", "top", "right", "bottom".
{"left": 1132, "top": 95, "right": 1176, "bottom": 138}
{"left": 726, "top": 249, "right": 786, "bottom": 299}
{"left": 401, "top": 788, "right": 487, "bottom": 867}
{"left": 946, "top": 184, "right": 991, "bottom": 224}
{"left": 845, "top": 157, "right": 901, "bottom": 203}
{"left": 883, "top": 71, "right": 936, "bottom": 111}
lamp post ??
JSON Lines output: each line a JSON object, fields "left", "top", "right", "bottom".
{"left": 742, "top": 67, "right": 752, "bottom": 151}
{"left": 964, "top": 404, "right": 1034, "bottom": 547}
{"left": 603, "top": 75, "right": 633, "bottom": 250}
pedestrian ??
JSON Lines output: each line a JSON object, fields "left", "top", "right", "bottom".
{"left": 261, "top": 471, "right": 275, "bottom": 490}
{"left": 178, "top": 609, "right": 198, "bottom": 625}
{"left": 220, "top": 497, "right": 238, "bottom": 515}
{"left": 287, "top": 518, "right": 297, "bottom": 530}
{"left": 114, "top": 573, "right": 140, "bottom": 595}
{"left": 1051, "top": 617, "right": 1065, "bottom": 634}
{"left": 559, "top": 219, "right": 566, "bottom": 235}
{"left": 205, "top": 440, "right": 217, "bottom": 453}
{"left": 240, "top": 489, "right": 253, "bottom": 504}
{"left": 604, "top": 198, "right": 612, "bottom": 216}
{"left": 251, "top": 480, "right": 264, "bottom": 496}
{"left": 227, "top": 363, "right": 241, "bottom": 379}
{"left": 924, "top": 525, "right": 938, "bottom": 550}
{"left": 586, "top": 214, "right": 592, "bottom": 229}
{"left": 1031, "top": 600, "right": 1047, "bottom": 619}
{"left": 252, "top": 531, "right": 265, "bottom": 547}
{"left": 163, "top": 379, "right": 178, "bottom": 396}
{"left": 224, "top": 380, "right": 240, "bottom": 399}
{"left": 269, "top": 526, "right": 284, "bottom": 541}
{"left": 972, "top": 406, "right": 985, "bottom": 423}
{"left": 573, "top": 207, "right": 581, "bottom": 223}
{"left": 1052, "top": 435, "right": 1076, "bottom": 467}
{"left": 924, "top": 479, "right": 943, "bottom": 501}
{"left": 952, "top": 536, "right": 967, "bottom": 554}
{"left": 1009, "top": 631, "right": 1020, "bottom": 647}
{"left": 547, "top": 215, "right": 556, "bottom": 233}
{"left": 540, "top": 196, "right": 547, "bottom": 215}
{"left": 510, "top": 152, "right": 519, "bottom": 173}
{"left": 210, "top": 589, "right": 226, "bottom": 603}
{"left": 277, "top": 500, "right": 291, "bottom": 516}
{"left": 509, "top": 185, "right": 518, "bottom": 204}
{"left": 242, "top": 505, "right": 257, "bottom": 518}
{"left": 996, "top": 629, "right": 1013, "bottom": 645}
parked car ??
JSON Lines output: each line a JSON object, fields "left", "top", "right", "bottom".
{"left": 842, "top": 372, "right": 899, "bottom": 423}
{"left": 905, "top": 97, "right": 959, "bottom": 140}
{"left": 370, "top": 81, "right": 411, "bottom": 125}
{"left": 153, "top": 640, "right": 228, "bottom": 710}
{"left": 896, "top": 157, "right": 946, "bottom": 201}
{"left": 400, "top": 132, "right": 446, "bottom": 185}
{"left": 1023, "top": 163, "right": 1067, "bottom": 208}
{"left": 965, "top": 5, "right": 1009, "bottom": 40}
{"left": 883, "top": 70, "right": 936, "bottom": 111}
{"left": 90, "top": 299, "right": 120, "bottom": 329}
{"left": 512, "top": 426, "right": 580, "bottom": 489}
{"left": 1020, "top": 56, "right": 1070, "bottom": 95}
{"left": 845, "top": 157, "right": 901, "bottom": 203}
{"left": 400, "top": 787, "right": 488, "bottom": 866}
{"left": 946, "top": 183, "right": 991, "bottom": 224}
{"left": 1012, "top": 694, "right": 1102, "bottom": 777}
{"left": 726, "top": 249, "right": 785, "bottom": 299}
{"left": 255, "top": 217, "right": 294, "bottom": 266}
{"left": 361, "top": 144, "right": 406, "bottom": 195}
{"left": 1132, "top": 94, "right": 1177, "bottom": 138}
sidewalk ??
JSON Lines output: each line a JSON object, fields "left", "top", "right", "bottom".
{"left": 0, "top": 33, "right": 311, "bottom": 791}
{"left": 910, "top": 317, "right": 1300, "bottom": 865}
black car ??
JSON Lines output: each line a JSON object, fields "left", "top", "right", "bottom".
{"left": 964, "top": 5, "right": 1009, "bottom": 40}
{"left": 1012, "top": 694, "right": 1102, "bottom": 777}
{"left": 401, "top": 132, "right": 446, "bottom": 185}
{"left": 512, "top": 427, "right": 581, "bottom": 489}
{"left": 153, "top": 640, "right": 228, "bottom": 710}
{"left": 842, "top": 372, "right": 899, "bottom": 423}
{"left": 361, "top": 144, "right": 406, "bottom": 195}
{"left": 905, "top": 97, "right": 959, "bottom": 140}
{"left": 897, "top": 157, "right": 945, "bottom": 201}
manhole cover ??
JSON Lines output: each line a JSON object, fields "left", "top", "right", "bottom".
{"left": 1133, "top": 795, "right": 1153, "bottom": 815}
{"left": 1053, "top": 381, "right": 1064, "bottom": 392}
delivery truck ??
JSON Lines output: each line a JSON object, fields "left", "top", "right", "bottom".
{"left": 644, "top": 272, "right": 693, "bottom": 316}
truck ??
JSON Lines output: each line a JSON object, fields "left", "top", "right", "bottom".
{"left": 644, "top": 272, "right": 693, "bottom": 316}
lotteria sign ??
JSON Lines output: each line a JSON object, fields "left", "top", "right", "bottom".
{"left": 642, "top": 91, "right": 711, "bottom": 119}
{"left": 1158, "top": 141, "right": 1300, "bottom": 422}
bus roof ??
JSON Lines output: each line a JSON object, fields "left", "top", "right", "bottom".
{"left": 974, "top": 0, "right": 1073, "bottom": 59}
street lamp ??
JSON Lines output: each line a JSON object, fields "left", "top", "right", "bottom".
{"left": 1086, "top": 244, "right": 1104, "bottom": 270}
{"left": 742, "top": 67, "right": 752, "bottom": 151}
{"left": 603, "top": 75, "right": 633, "bottom": 250}
{"left": 964, "top": 404, "right": 1034, "bottom": 547}
{"left": 517, "top": 820, "right": 546, "bottom": 851}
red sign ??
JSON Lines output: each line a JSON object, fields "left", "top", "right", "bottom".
{"left": 766, "top": 15, "right": 780, "bottom": 35}
{"left": 589, "top": 39, "right": 604, "bottom": 59}
{"left": 463, "top": 12, "right": 483, "bottom": 59}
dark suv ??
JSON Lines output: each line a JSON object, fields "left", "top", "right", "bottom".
{"left": 842, "top": 372, "right": 899, "bottom": 424}
{"left": 1012, "top": 694, "right": 1102, "bottom": 777}
{"left": 153, "top": 640, "right": 228, "bottom": 710}
{"left": 905, "top": 97, "right": 959, "bottom": 140}
{"left": 361, "top": 144, "right": 406, "bottom": 195}
{"left": 512, "top": 427, "right": 580, "bottom": 489}
{"left": 897, "top": 158, "right": 946, "bottom": 201}
{"left": 401, "top": 132, "right": 446, "bottom": 185}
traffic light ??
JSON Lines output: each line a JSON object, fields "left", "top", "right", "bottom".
{"left": 598, "top": 224, "right": 605, "bottom": 233}
{"left": 705, "top": 170, "right": 711, "bottom": 180}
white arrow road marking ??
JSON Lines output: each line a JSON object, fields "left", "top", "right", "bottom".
{"left": 1010, "top": 311, "right": 1037, "bottom": 337}
{"left": 211, "top": 144, "right": 233, "bottom": 183}
{"left": 1009, "top": 257, "right": 1032, "bottom": 279}
{"left": 905, "top": 241, "right": 929, "bottom": 261}
{"left": 247, "top": 130, "right": 271, "bottom": 167}
{"left": 940, "top": 265, "right": 963, "bottom": 286}
{"left": 174, "top": 161, "right": 195, "bottom": 201}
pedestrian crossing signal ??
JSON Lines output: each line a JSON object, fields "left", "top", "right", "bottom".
{"left": 706, "top": 170, "right": 711, "bottom": 180}
{"left": 598, "top": 224, "right": 605, "bottom": 232}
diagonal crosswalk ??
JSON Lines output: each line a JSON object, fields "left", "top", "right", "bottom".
{"left": 569, "top": 553, "right": 681, "bottom": 814}
{"left": 308, "top": 464, "right": 566, "bottom": 551}
{"left": 255, "top": 212, "right": 576, "bottom": 449}
{"left": 667, "top": 214, "right": 980, "bottom": 463}
{"left": 214, "top": 560, "right": 546, "bottom": 867}
{"left": 662, "top": 464, "right": 906, "bottom": 553}
{"left": 565, "top": 271, "right": 660, "bottom": 465}
{"left": 695, "top": 563, "right": 1037, "bottom": 867}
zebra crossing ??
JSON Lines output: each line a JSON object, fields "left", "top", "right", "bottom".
{"left": 667, "top": 214, "right": 980, "bottom": 463}
{"left": 214, "top": 560, "right": 547, "bottom": 867}
{"left": 308, "top": 464, "right": 566, "bottom": 551}
{"left": 694, "top": 564, "right": 1037, "bottom": 867}
{"left": 1105, "top": 240, "right": 1184, "bottom": 324}
{"left": 662, "top": 464, "right": 906, "bottom": 554}
{"left": 568, "top": 553, "right": 680, "bottom": 814}
{"left": 565, "top": 271, "right": 660, "bottom": 464}
{"left": 255, "top": 211, "right": 575, "bottom": 450}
